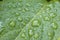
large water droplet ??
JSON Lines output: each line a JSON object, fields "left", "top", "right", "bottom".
{"left": 48, "top": 31, "right": 55, "bottom": 39}
{"left": 52, "top": 22, "right": 58, "bottom": 30}
{"left": 50, "top": 13, "right": 57, "bottom": 18}
{"left": 32, "top": 20, "right": 40, "bottom": 27}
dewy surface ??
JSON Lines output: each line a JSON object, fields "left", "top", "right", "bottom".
{"left": 0, "top": 0, "right": 60, "bottom": 40}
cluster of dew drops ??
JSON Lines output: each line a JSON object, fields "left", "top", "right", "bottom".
{"left": 0, "top": 0, "right": 60, "bottom": 40}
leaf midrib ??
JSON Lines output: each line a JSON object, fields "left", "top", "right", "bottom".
{"left": 15, "top": 5, "right": 47, "bottom": 40}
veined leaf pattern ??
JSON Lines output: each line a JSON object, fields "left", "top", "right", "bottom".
{"left": 0, "top": 0, "right": 60, "bottom": 40}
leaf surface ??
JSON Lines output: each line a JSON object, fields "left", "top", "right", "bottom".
{"left": 0, "top": 0, "right": 60, "bottom": 40}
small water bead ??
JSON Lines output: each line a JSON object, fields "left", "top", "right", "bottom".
{"left": 22, "top": 8, "right": 29, "bottom": 12}
{"left": 34, "top": 33, "right": 39, "bottom": 38}
{"left": 22, "top": 9, "right": 26, "bottom": 13}
{"left": 38, "top": 3, "right": 43, "bottom": 6}
{"left": 25, "top": 8, "right": 29, "bottom": 11}
{"left": 16, "top": 13, "right": 20, "bottom": 16}
{"left": 29, "top": 30, "right": 33, "bottom": 36}
{"left": 46, "top": 7, "right": 50, "bottom": 11}
{"left": 21, "top": 33, "right": 25, "bottom": 38}
{"left": 17, "top": 3, "right": 22, "bottom": 7}
{"left": 21, "top": 22, "right": 26, "bottom": 26}
{"left": 26, "top": 3, "right": 31, "bottom": 7}
{"left": 8, "top": 5, "right": 12, "bottom": 8}
{"left": 10, "top": 21, "right": 16, "bottom": 27}
{"left": 32, "top": 20, "right": 40, "bottom": 27}
{"left": 46, "top": 8, "right": 51, "bottom": 13}
{"left": 44, "top": 16, "right": 50, "bottom": 21}
{"left": 18, "top": 17, "right": 23, "bottom": 22}
{"left": 39, "top": 15, "right": 42, "bottom": 18}
{"left": 17, "top": 3, "right": 21, "bottom": 6}
{"left": 48, "top": 32, "right": 52, "bottom": 37}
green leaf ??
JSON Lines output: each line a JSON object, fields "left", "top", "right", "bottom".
{"left": 0, "top": 0, "right": 60, "bottom": 40}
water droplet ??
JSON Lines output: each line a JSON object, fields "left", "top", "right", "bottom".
{"left": 57, "top": 37, "right": 60, "bottom": 40}
{"left": 17, "top": 3, "right": 21, "bottom": 5}
{"left": 50, "top": 13, "right": 57, "bottom": 18}
{"left": 38, "top": 3, "right": 43, "bottom": 6}
{"left": 18, "top": 17, "right": 23, "bottom": 22}
{"left": 26, "top": 3, "right": 30, "bottom": 7}
{"left": 16, "top": 13, "right": 20, "bottom": 16}
{"left": 32, "top": 20, "right": 40, "bottom": 27}
{"left": 48, "top": 32, "right": 55, "bottom": 39}
{"left": 39, "top": 15, "right": 42, "bottom": 18}
{"left": 52, "top": 22, "right": 58, "bottom": 30}
{"left": 10, "top": 21, "right": 15, "bottom": 27}
{"left": 48, "top": 32, "right": 52, "bottom": 37}
{"left": 34, "top": 34, "right": 39, "bottom": 38}
{"left": 25, "top": 8, "right": 29, "bottom": 11}
{"left": 21, "top": 33, "right": 25, "bottom": 38}
{"left": 8, "top": 5, "right": 11, "bottom": 8}
{"left": 44, "top": 17, "right": 50, "bottom": 21}
{"left": 29, "top": 30, "right": 33, "bottom": 36}
{"left": 22, "top": 8, "right": 29, "bottom": 12}
{"left": 22, "top": 9, "right": 26, "bottom": 12}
